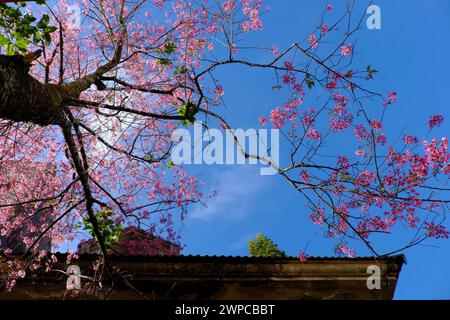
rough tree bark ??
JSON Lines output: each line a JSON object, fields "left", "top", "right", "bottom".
{"left": 0, "top": 54, "right": 69, "bottom": 126}
{"left": 0, "top": 48, "right": 158, "bottom": 299}
{"left": 0, "top": 52, "right": 118, "bottom": 283}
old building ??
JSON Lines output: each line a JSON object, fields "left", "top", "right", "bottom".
{"left": 0, "top": 161, "right": 55, "bottom": 253}
{"left": 0, "top": 254, "right": 405, "bottom": 300}
{"left": 77, "top": 226, "right": 181, "bottom": 256}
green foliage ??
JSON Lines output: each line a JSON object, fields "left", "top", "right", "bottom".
{"left": 248, "top": 234, "right": 287, "bottom": 258}
{"left": 144, "top": 153, "right": 153, "bottom": 161}
{"left": 366, "top": 64, "right": 378, "bottom": 80}
{"left": 174, "top": 65, "right": 187, "bottom": 75}
{"left": 155, "top": 41, "right": 177, "bottom": 66}
{"left": 177, "top": 100, "right": 198, "bottom": 126}
{"left": 162, "top": 42, "right": 176, "bottom": 54}
{"left": 157, "top": 58, "right": 172, "bottom": 66}
{"left": 75, "top": 209, "right": 124, "bottom": 247}
{"left": 305, "top": 73, "right": 315, "bottom": 89}
{"left": 338, "top": 171, "right": 352, "bottom": 182}
{"left": 166, "top": 160, "right": 174, "bottom": 169}
{"left": 0, "top": 1, "right": 56, "bottom": 55}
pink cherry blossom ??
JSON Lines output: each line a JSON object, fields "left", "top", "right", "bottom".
{"left": 309, "top": 207, "right": 324, "bottom": 225}
{"left": 272, "top": 45, "right": 279, "bottom": 56}
{"left": 269, "top": 107, "right": 286, "bottom": 129}
{"left": 428, "top": 114, "right": 444, "bottom": 129}
{"left": 214, "top": 85, "right": 225, "bottom": 104}
{"left": 300, "top": 169, "right": 310, "bottom": 184}
{"left": 153, "top": 0, "right": 165, "bottom": 7}
{"left": 370, "top": 120, "right": 382, "bottom": 131}
{"left": 354, "top": 124, "right": 368, "bottom": 141}
{"left": 222, "top": 0, "right": 236, "bottom": 12}
{"left": 403, "top": 135, "right": 419, "bottom": 145}
{"left": 384, "top": 92, "right": 398, "bottom": 106}
{"left": 306, "top": 128, "right": 322, "bottom": 141}
{"left": 0, "top": 0, "right": 447, "bottom": 285}
{"left": 326, "top": 81, "right": 337, "bottom": 90}
{"left": 258, "top": 116, "right": 267, "bottom": 126}
{"left": 308, "top": 34, "right": 319, "bottom": 48}
{"left": 355, "top": 171, "right": 376, "bottom": 187}
{"left": 425, "top": 222, "right": 450, "bottom": 239}
{"left": 340, "top": 44, "right": 353, "bottom": 56}
{"left": 298, "top": 252, "right": 308, "bottom": 262}
{"left": 334, "top": 244, "right": 355, "bottom": 258}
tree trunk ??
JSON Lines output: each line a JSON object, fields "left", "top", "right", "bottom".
{"left": 0, "top": 54, "right": 67, "bottom": 126}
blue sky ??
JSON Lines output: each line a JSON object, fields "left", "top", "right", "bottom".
{"left": 44, "top": 0, "right": 449, "bottom": 300}
{"left": 178, "top": 1, "right": 450, "bottom": 300}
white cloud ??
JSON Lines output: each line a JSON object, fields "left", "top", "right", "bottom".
{"left": 188, "top": 166, "right": 268, "bottom": 221}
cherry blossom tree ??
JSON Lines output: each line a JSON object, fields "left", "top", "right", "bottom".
{"left": 0, "top": 0, "right": 448, "bottom": 297}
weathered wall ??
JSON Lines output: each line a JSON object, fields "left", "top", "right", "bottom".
{"left": 0, "top": 255, "right": 405, "bottom": 300}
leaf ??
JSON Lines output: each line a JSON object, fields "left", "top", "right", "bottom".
{"left": 23, "top": 14, "right": 36, "bottom": 24}
{"left": 33, "top": 32, "right": 42, "bottom": 44}
{"left": 6, "top": 43, "right": 16, "bottom": 55}
{"left": 15, "top": 38, "right": 29, "bottom": 50}
{"left": 344, "top": 70, "right": 353, "bottom": 79}
{"left": 163, "top": 42, "right": 176, "bottom": 54}
{"left": 174, "top": 65, "right": 187, "bottom": 75}
{"left": 0, "top": 35, "right": 9, "bottom": 46}
{"left": 1, "top": 3, "right": 56, "bottom": 50}
{"left": 45, "top": 26, "right": 57, "bottom": 33}
{"left": 306, "top": 79, "right": 315, "bottom": 89}
{"left": 43, "top": 32, "right": 51, "bottom": 44}
{"left": 158, "top": 58, "right": 171, "bottom": 66}
{"left": 248, "top": 234, "right": 286, "bottom": 258}
{"left": 166, "top": 161, "right": 174, "bottom": 169}
{"left": 272, "top": 85, "right": 282, "bottom": 91}
{"left": 177, "top": 100, "right": 198, "bottom": 126}
{"left": 338, "top": 171, "right": 352, "bottom": 182}
{"left": 37, "top": 14, "right": 50, "bottom": 29}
